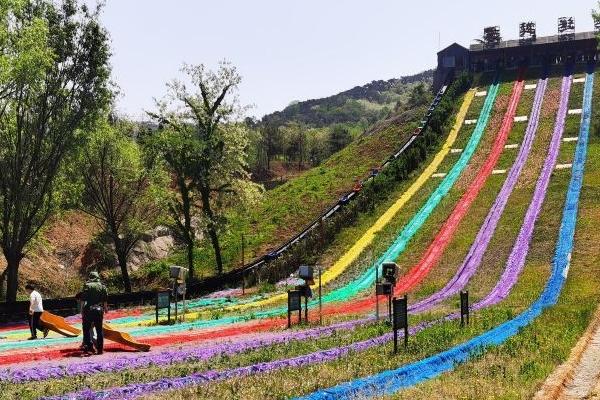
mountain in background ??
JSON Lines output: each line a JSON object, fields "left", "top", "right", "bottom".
{"left": 262, "top": 69, "right": 435, "bottom": 127}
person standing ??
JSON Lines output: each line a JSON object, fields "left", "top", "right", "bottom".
{"left": 25, "top": 284, "right": 48, "bottom": 340}
{"left": 80, "top": 272, "right": 108, "bottom": 355}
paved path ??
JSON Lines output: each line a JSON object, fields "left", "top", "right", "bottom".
{"left": 561, "top": 323, "right": 600, "bottom": 399}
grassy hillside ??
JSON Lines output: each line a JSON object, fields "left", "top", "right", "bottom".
{"left": 132, "top": 103, "right": 428, "bottom": 285}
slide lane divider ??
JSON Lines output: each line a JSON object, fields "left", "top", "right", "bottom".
{"left": 297, "top": 71, "right": 592, "bottom": 400}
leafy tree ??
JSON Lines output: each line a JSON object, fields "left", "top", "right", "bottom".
{"left": 150, "top": 62, "right": 261, "bottom": 275}
{"left": 281, "top": 122, "right": 307, "bottom": 169}
{"left": 0, "top": 0, "right": 111, "bottom": 302}
{"left": 261, "top": 122, "right": 282, "bottom": 171}
{"left": 328, "top": 124, "right": 352, "bottom": 154}
{"left": 143, "top": 124, "right": 199, "bottom": 279}
{"left": 407, "top": 83, "right": 431, "bottom": 108}
{"left": 306, "top": 128, "right": 329, "bottom": 166}
{"left": 79, "top": 123, "right": 165, "bottom": 292}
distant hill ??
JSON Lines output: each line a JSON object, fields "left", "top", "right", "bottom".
{"left": 262, "top": 69, "right": 435, "bottom": 127}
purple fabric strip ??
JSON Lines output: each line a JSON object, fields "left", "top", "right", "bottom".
{"left": 0, "top": 318, "right": 371, "bottom": 383}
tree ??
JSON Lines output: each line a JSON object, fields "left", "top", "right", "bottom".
{"left": 0, "top": 0, "right": 111, "bottom": 302}
{"left": 261, "top": 122, "right": 282, "bottom": 171}
{"left": 150, "top": 62, "right": 261, "bottom": 275}
{"left": 407, "top": 83, "right": 431, "bottom": 108}
{"left": 328, "top": 124, "right": 352, "bottom": 154}
{"left": 79, "top": 123, "right": 164, "bottom": 292}
{"left": 281, "top": 122, "right": 307, "bottom": 169}
{"left": 143, "top": 125, "right": 199, "bottom": 279}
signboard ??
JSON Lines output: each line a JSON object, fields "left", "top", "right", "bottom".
{"left": 519, "top": 22, "right": 536, "bottom": 42}
{"left": 558, "top": 17, "right": 575, "bottom": 40}
{"left": 288, "top": 290, "right": 302, "bottom": 311}
{"left": 376, "top": 282, "right": 393, "bottom": 295}
{"left": 155, "top": 290, "right": 171, "bottom": 324}
{"left": 393, "top": 297, "right": 408, "bottom": 330}
{"left": 156, "top": 291, "right": 170, "bottom": 309}
{"left": 595, "top": 18, "right": 600, "bottom": 32}
{"left": 483, "top": 26, "right": 501, "bottom": 48}
{"left": 392, "top": 296, "right": 409, "bottom": 353}
{"left": 287, "top": 289, "right": 303, "bottom": 328}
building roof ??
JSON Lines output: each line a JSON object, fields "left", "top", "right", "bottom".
{"left": 470, "top": 31, "right": 598, "bottom": 52}
{"left": 437, "top": 42, "right": 469, "bottom": 55}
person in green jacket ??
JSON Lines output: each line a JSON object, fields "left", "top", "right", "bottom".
{"left": 80, "top": 271, "right": 108, "bottom": 355}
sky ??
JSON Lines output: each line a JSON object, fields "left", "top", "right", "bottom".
{"left": 95, "top": 0, "right": 599, "bottom": 120}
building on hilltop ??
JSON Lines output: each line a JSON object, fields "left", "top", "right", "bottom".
{"left": 434, "top": 31, "right": 599, "bottom": 91}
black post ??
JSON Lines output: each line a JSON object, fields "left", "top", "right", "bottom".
{"left": 393, "top": 320, "right": 398, "bottom": 354}
{"left": 319, "top": 267, "right": 322, "bottom": 325}
{"left": 155, "top": 294, "right": 159, "bottom": 325}
{"left": 388, "top": 293, "right": 392, "bottom": 324}
{"left": 304, "top": 295, "right": 308, "bottom": 323}
{"left": 241, "top": 235, "right": 246, "bottom": 295}
{"left": 287, "top": 290, "right": 291, "bottom": 329}
{"left": 460, "top": 290, "right": 469, "bottom": 326}
{"left": 375, "top": 265, "right": 380, "bottom": 321}
{"left": 173, "top": 281, "right": 178, "bottom": 323}
{"left": 403, "top": 295, "right": 408, "bottom": 348}
{"left": 392, "top": 295, "right": 408, "bottom": 354}
{"left": 242, "top": 269, "right": 246, "bottom": 296}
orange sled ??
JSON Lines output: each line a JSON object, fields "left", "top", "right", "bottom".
{"left": 103, "top": 323, "right": 151, "bottom": 352}
{"left": 40, "top": 311, "right": 81, "bottom": 338}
